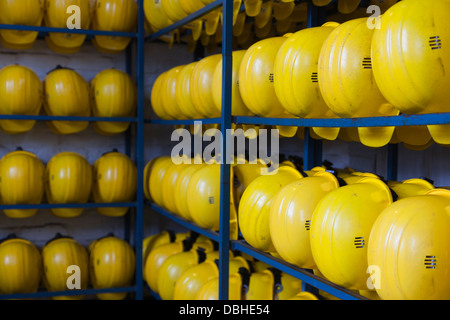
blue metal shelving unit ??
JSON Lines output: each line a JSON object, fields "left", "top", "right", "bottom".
{"left": 0, "top": 0, "right": 146, "bottom": 301}
{"left": 145, "top": 0, "right": 450, "bottom": 301}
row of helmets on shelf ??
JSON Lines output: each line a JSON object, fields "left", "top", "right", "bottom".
{"left": 146, "top": 0, "right": 398, "bottom": 53}
{"left": 142, "top": 229, "right": 319, "bottom": 300}
{"left": 239, "top": 165, "right": 450, "bottom": 300}
{"left": 0, "top": 149, "right": 137, "bottom": 219}
{"left": 0, "top": 64, "right": 137, "bottom": 135}
{"left": 145, "top": 154, "right": 450, "bottom": 300}
{"left": 151, "top": 0, "right": 450, "bottom": 150}
{"left": 0, "top": 233, "right": 136, "bottom": 300}
{"left": 0, "top": 0, "right": 138, "bottom": 54}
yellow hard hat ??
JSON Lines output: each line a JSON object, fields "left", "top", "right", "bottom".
{"left": 0, "top": 0, "right": 44, "bottom": 50}
{"left": 161, "top": 65, "right": 187, "bottom": 120}
{"left": 144, "top": 0, "right": 174, "bottom": 31}
{"left": 89, "top": 235, "right": 135, "bottom": 300}
{"left": 273, "top": 23, "right": 340, "bottom": 141}
{"left": 190, "top": 54, "right": 223, "bottom": 118}
{"left": 238, "top": 166, "right": 304, "bottom": 253}
{"left": 43, "top": 66, "right": 90, "bottom": 135}
{"left": 145, "top": 235, "right": 212, "bottom": 294}
{"left": 341, "top": 171, "right": 381, "bottom": 185}
{"left": 173, "top": 163, "right": 207, "bottom": 220}
{"left": 244, "top": 269, "right": 276, "bottom": 300}
{"left": 194, "top": 256, "right": 251, "bottom": 300}
{"left": 254, "top": 1, "right": 273, "bottom": 29}
{"left": 288, "top": 291, "right": 320, "bottom": 300}
{"left": 275, "top": 272, "right": 303, "bottom": 300}
{"left": 157, "top": 245, "right": 216, "bottom": 300}
{"left": 175, "top": 62, "right": 203, "bottom": 119}
{"left": 143, "top": 158, "right": 157, "bottom": 201}
{"left": 151, "top": 71, "right": 175, "bottom": 120}
{"left": 0, "top": 235, "right": 42, "bottom": 295}
{"left": 318, "top": 18, "right": 399, "bottom": 148}
{"left": 239, "top": 37, "right": 289, "bottom": 118}
{"left": 0, "top": 150, "right": 45, "bottom": 219}
{"left": 92, "top": 0, "right": 137, "bottom": 53}
{"left": 232, "top": 161, "right": 267, "bottom": 208}
{"left": 161, "top": 0, "right": 189, "bottom": 22}
{"left": 310, "top": 177, "right": 393, "bottom": 290}
{"left": 42, "top": 234, "right": 89, "bottom": 300}
{"left": 148, "top": 156, "right": 174, "bottom": 207}
{"left": 388, "top": 178, "right": 435, "bottom": 200}
{"left": 161, "top": 162, "right": 189, "bottom": 215}
{"left": 173, "top": 259, "right": 219, "bottom": 300}
{"left": 187, "top": 164, "right": 239, "bottom": 240}
{"left": 372, "top": 0, "right": 450, "bottom": 144}
{"left": 0, "top": 65, "right": 42, "bottom": 134}
{"left": 92, "top": 151, "right": 137, "bottom": 217}
{"left": 45, "top": 152, "right": 93, "bottom": 218}
{"left": 196, "top": 272, "right": 243, "bottom": 300}
{"left": 212, "top": 50, "right": 252, "bottom": 117}
{"left": 368, "top": 189, "right": 450, "bottom": 300}
{"left": 394, "top": 125, "right": 432, "bottom": 147}
{"left": 272, "top": 1, "right": 295, "bottom": 21}
{"left": 180, "top": 0, "right": 205, "bottom": 15}
{"left": 91, "top": 69, "right": 137, "bottom": 135}
{"left": 44, "top": 0, "right": 92, "bottom": 53}
{"left": 244, "top": 0, "right": 263, "bottom": 17}
{"left": 269, "top": 171, "right": 340, "bottom": 269}
{"left": 312, "top": 0, "right": 332, "bottom": 7}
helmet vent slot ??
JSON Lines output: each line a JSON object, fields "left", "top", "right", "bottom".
{"left": 311, "top": 72, "right": 318, "bottom": 83}
{"left": 354, "top": 237, "right": 365, "bottom": 248}
{"left": 305, "top": 220, "right": 311, "bottom": 231}
{"left": 429, "top": 36, "right": 442, "bottom": 50}
{"left": 362, "top": 57, "right": 372, "bottom": 69}
{"left": 424, "top": 255, "right": 437, "bottom": 269}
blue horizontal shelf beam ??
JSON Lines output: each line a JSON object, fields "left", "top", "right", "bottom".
{"left": 231, "top": 240, "right": 369, "bottom": 301}
{"left": 148, "top": 203, "right": 220, "bottom": 243}
{"left": 146, "top": 118, "right": 222, "bottom": 125}
{"left": 0, "top": 24, "right": 137, "bottom": 38}
{"left": 0, "top": 286, "right": 136, "bottom": 300}
{"left": 0, "top": 115, "right": 138, "bottom": 122}
{"left": 146, "top": 284, "right": 162, "bottom": 301}
{"left": 148, "top": 0, "right": 224, "bottom": 41}
{"left": 0, "top": 202, "right": 137, "bottom": 210}
{"left": 234, "top": 113, "right": 450, "bottom": 128}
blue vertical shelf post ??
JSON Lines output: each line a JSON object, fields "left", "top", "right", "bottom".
{"left": 303, "top": 0, "right": 325, "bottom": 170}
{"left": 135, "top": 0, "right": 145, "bottom": 301}
{"left": 219, "top": 0, "right": 233, "bottom": 301}
{"left": 387, "top": 143, "right": 399, "bottom": 181}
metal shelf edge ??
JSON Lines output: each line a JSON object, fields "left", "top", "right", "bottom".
{"left": 234, "top": 113, "right": 450, "bottom": 128}
{"left": 145, "top": 118, "right": 222, "bottom": 126}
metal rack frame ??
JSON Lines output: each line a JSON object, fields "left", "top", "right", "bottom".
{"left": 0, "top": 0, "right": 146, "bottom": 300}
{"left": 145, "top": 0, "right": 450, "bottom": 301}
